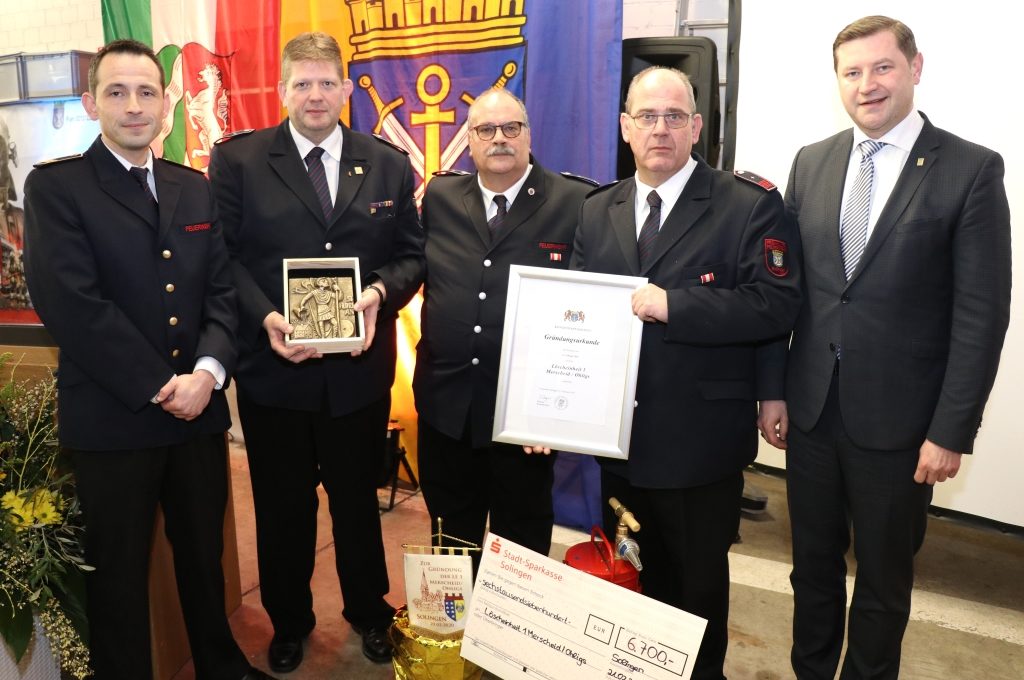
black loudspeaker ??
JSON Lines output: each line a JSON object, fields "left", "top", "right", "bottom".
{"left": 618, "top": 36, "right": 721, "bottom": 179}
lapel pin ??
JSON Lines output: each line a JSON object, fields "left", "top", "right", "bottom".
{"left": 527, "top": 187, "right": 535, "bottom": 196}
{"left": 916, "top": 158, "right": 925, "bottom": 166}
{"left": 355, "top": 166, "right": 364, "bottom": 175}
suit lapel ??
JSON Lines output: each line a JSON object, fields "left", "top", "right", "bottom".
{"left": 491, "top": 164, "right": 546, "bottom": 249}
{"left": 850, "top": 118, "right": 939, "bottom": 285}
{"left": 822, "top": 132, "right": 854, "bottom": 285}
{"left": 643, "top": 161, "right": 711, "bottom": 274}
{"left": 153, "top": 161, "right": 181, "bottom": 241}
{"left": 331, "top": 125, "right": 367, "bottom": 230}
{"left": 267, "top": 121, "right": 330, "bottom": 227}
{"left": 461, "top": 179, "right": 491, "bottom": 247}
{"left": 88, "top": 137, "right": 159, "bottom": 229}
{"left": 609, "top": 181, "right": 640, "bottom": 273}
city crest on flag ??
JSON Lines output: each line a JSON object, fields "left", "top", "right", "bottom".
{"left": 444, "top": 592, "right": 466, "bottom": 621}
{"left": 345, "top": 0, "right": 528, "bottom": 203}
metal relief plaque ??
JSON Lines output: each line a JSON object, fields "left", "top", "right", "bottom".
{"left": 282, "top": 257, "right": 364, "bottom": 353}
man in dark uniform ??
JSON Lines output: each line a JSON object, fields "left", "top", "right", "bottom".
{"left": 23, "top": 39, "right": 271, "bottom": 680}
{"left": 413, "top": 87, "right": 594, "bottom": 562}
{"left": 570, "top": 66, "right": 802, "bottom": 680}
{"left": 208, "top": 32, "right": 424, "bottom": 671}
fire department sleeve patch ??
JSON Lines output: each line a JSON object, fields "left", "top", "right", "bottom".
{"left": 764, "top": 238, "right": 789, "bottom": 277}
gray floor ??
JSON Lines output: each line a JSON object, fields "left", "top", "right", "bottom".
{"left": 171, "top": 445, "right": 1024, "bottom": 680}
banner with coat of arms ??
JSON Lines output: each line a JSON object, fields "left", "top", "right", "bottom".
{"left": 102, "top": 0, "right": 621, "bottom": 481}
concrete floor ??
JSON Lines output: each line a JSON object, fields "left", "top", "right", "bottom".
{"left": 171, "top": 445, "right": 1024, "bottom": 680}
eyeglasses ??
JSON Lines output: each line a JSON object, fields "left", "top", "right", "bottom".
{"left": 470, "top": 121, "right": 526, "bottom": 140}
{"left": 628, "top": 112, "right": 693, "bottom": 129}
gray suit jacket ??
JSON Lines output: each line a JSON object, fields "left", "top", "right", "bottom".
{"left": 783, "top": 114, "right": 1011, "bottom": 453}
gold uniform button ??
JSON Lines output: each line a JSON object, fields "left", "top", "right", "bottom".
{"left": 165, "top": 283, "right": 175, "bottom": 293}
{"left": 171, "top": 349, "right": 181, "bottom": 358}
{"left": 169, "top": 317, "right": 178, "bottom": 326}
{"left": 162, "top": 250, "right": 172, "bottom": 259}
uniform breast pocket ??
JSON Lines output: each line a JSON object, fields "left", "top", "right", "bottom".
{"left": 669, "top": 263, "right": 726, "bottom": 288}
{"left": 368, "top": 200, "right": 397, "bottom": 219}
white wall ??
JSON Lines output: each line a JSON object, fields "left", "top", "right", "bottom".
{"left": 0, "top": 0, "right": 102, "bottom": 54}
{"left": 736, "top": 2, "right": 1023, "bottom": 527}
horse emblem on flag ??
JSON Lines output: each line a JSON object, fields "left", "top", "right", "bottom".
{"left": 345, "top": 0, "right": 529, "bottom": 202}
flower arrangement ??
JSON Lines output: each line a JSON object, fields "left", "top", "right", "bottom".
{"left": 0, "top": 352, "right": 91, "bottom": 677}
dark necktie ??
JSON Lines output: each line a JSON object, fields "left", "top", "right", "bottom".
{"left": 840, "top": 140, "right": 886, "bottom": 279}
{"left": 488, "top": 194, "right": 508, "bottom": 236}
{"left": 128, "top": 166, "right": 157, "bottom": 204}
{"left": 304, "top": 147, "right": 333, "bottom": 219}
{"left": 637, "top": 190, "right": 661, "bottom": 269}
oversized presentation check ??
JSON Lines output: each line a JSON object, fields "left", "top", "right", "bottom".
{"left": 462, "top": 533, "right": 707, "bottom": 680}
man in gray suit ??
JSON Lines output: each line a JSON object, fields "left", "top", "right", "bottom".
{"left": 758, "top": 15, "right": 1011, "bottom": 679}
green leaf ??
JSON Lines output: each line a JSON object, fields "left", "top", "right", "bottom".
{"left": 54, "top": 568, "right": 90, "bottom": 644}
{"left": 0, "top": 596, "right": 34, "bottom": 662}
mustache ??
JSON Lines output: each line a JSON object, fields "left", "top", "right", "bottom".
{"left": 486, "top": 146, "right": 516, "bottom": 157}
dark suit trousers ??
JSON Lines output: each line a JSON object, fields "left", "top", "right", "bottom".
{"left": 237, "top": 392, "right": 394, "bottom": 636}
{"left": 787, "top": 378, "right": 932, "bottom": 680}
{"left": 417, "top": 419, "right": 555, "bottom": 568}
{"left": 602, "top": 469, "right": 743, "bottom": 680}
{"left": 72, "top": 434, "right": 248, "bottom": 680}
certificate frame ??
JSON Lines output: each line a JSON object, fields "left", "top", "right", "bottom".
{"left": 492, "top": 265, "right": 646, "bottom": 459}
{"left": 282, "top": 257, "right": 364, "bottom": 353}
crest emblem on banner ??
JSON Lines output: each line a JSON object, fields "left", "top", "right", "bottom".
{"left": 345, "top": 0, "right": 529, "bottom": 202}
{"left": 443, "top": 592, "right": 466, "bottom": 621}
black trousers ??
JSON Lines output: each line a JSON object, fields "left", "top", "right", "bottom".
{"left": 418, "top": 419, "right": 555, "bottom": 567}
{"left": 72, "top": 433, "right": 248, "bottom": 680}
{"left": 237, "top": 392, "right": 394, "bottom": 637}
{"left": 788, "top": 378, "right": 931, "bottom": 680}
{"left": 601, "top": 469, "right": 744, "bottom": 680}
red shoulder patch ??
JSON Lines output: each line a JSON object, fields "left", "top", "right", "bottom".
{"left": 764, "top": 238, "right": 789, "bottom": 277}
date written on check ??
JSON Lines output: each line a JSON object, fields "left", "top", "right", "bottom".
{"left": 463, "top": 533, "right": 706, "bottom": 680}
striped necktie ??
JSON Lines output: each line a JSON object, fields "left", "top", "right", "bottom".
{"left": 637, "top": 190, "right": 661, "bottom": 269}
{"left": 840, "top": 140, "right": 886, "bottom": 279}
{"left": 304, "top": 147, "right": 333, "bottom": 220}
{"left": 488, "top": 194, "right": 508, "bottom": 236}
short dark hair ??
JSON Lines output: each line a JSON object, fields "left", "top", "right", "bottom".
{"left": 88, "top": 39, "right": 165, "bottom": 94}
{"left": 833, "top": 16, "right": 918, "bottom": 71}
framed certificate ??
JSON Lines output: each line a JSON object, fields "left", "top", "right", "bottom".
{"left": 492, "top": 265, "right": 646, "bottom": 459}
{"left": 282, "top": 257, "right": 364, "bottom": 353}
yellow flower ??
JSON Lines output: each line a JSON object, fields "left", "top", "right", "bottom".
{"left": 0, "top": 470, "right": 7, "bottom": 481}
{"left": 29, "top": 489, "right": 63, "bottom": 525}
{"left": 2, "top": 489, "right": 33, "bottom": 529}
{"left": 1, "top": 488, "right": 62, "bottom": 529}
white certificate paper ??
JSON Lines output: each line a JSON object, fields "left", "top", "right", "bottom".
{"left": 463, "top": 533, "right": 707, "bottom": 680}
{"left": 493, "top": 266, "right": 646, "bottom": 458}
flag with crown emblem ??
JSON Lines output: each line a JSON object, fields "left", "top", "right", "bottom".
{"left": 102, "top": 0, "right": 620, "bottom": 496}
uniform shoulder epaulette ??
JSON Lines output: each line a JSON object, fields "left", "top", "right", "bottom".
{"left": 214, "top": 129, "right": 255, "bottom": 145}
{"left": 733, "top": 169, "right": 777, "bottom": 192}
{"left": 560, "top": 171, "right": 599, "bottom": 187}
{"left": 585, "top": 179, "right": 620, "bottom": 198}
{"left": 155, "top": 157, "right": 205, "bottom": 174}
{"left": 372, "top": 134, "right": 409, "bottom": 156}
{"left": 33, "top": 153, "right": 83, "bottom": 168}
{"left": 431, "top": 169, "right": 470, "bottom": 177}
